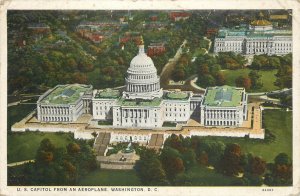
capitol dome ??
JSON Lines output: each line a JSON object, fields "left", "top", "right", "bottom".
{"left": 249, "top": 12, "right": 273, "bottom": 31}
{"left": 123, "top": 36, "right": 162, "bottom": 100}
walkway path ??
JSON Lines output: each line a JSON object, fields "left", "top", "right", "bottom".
{"left": 189, "top": 76, "right": 205, "bottom": 91}
{"left": 160, "top": 39, "right": 187, "bottom": 87}
{"left": 7, "top": 159, "right": 35, "bottom": 167}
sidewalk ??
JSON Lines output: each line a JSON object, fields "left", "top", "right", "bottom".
{"left": 8, "top": 159, "right": 35, "bottom": 167}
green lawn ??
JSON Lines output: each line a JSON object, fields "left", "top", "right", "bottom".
{"left": 222, "top": 69, "right": 279, "bottom": 92}
{"left": 7, "top": 104, "right": 36, "bottom": 130}
{"left": 186, "top": 165, "right": 240, "bottom": 186}
{"left": 78, "top": 169, "right": 141, "bottom": 186}
{"left": 199, "top": 109, "right": 292, "bottom": 162}
{"left": 7, "top": 132, "right": 74, "bottom": 163}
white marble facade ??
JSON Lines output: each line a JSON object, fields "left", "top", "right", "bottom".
{"left": 214, "top": 19, "right": 292, "bottom": 55}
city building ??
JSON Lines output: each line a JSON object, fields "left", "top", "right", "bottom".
{"left": 169, "top": 11, "right": 191, "bottom": 22}
{"left": 214, "top": 13, "right": 292, "bottom": 55}
{"left": 147, "top": 42, "right": 166, "bottom": 57}
{"left": 37, "top": 84, "right": 93, "bottom": 122}
{"left": 92, "top": 37, "right": 196, "bottom": 128}
{"left": 200, "top": 86, "right": 248, "bottom": 127}
{"left": 36, "top": 37, "right": 248, "bottom": 129}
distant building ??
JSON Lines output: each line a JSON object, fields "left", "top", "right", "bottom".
{"left": 214, "top": 13, "right": 292, "bottom": 55}
{"left": 149, "top": 15, "right": 158, "bottom": 21}
{"left": 147, "top": 42, "right": 166, "bottom": 56}
{"left": 28, "top": 23, "right": 51, "bottom": 34}
{"left": 169, "top": 11, "right": 190, "bottom": 22}
{"left": 269, "top": 14, "right": 289, "bottom": 20}
{"left": 200, "top": 86, "right": 248, "bottom": 127}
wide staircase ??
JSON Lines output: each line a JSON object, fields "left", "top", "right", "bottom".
{"left": 93, "top": 132, "right": 111, "bottom": 156}
{"left": 148, "top": 134, "right": 164, "bottom": 151}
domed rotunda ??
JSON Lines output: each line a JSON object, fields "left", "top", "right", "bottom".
{"left": 123, "top": 37, "right": 163, "bottom": 100}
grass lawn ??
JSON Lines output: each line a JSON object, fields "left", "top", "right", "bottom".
{"left": 222, "top": 69, "right": 279, "bottom": 92}
{"left": 7, "top": 132, "right": 74, "bottom": 163}
{"left": 186, "top": 165, "right": 240, "bottom": 186}
{"left": 78, "top": 169, "right": 141, "bottom": 186}
{"left": 193, "top": 48, "right": 207, "bottom": 57}
{"left": 7, "top": 103, "right": 74, "bottom": 163}
{"left": 7, "top": 104, "right": 36, "bottom": 130}
{"left": 98, "top": 120, "right": 113, "bottom": 125}
{"left": 200, "top": 109, "right": 292, "bottom": 162}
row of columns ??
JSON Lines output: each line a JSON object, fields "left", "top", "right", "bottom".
{"left": 40, "top": 106, "right": 69, "bottom": 115}
{"left": 122, "top": 108, "right": 150, "bottom": 118}
{"left": 128, "top": 83, "right": 159, "bottom": 92}
{"left": 206, "top": 120, "right": 237, "bottom": 126}
{"left": 42, "top": 116, "right": 70, "bottom": 122}
{"left": 205, "top": 110, "right": 237, "bottom": 119}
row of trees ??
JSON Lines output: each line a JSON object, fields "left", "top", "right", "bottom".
{"left": 172, "top": 52, "right": 247, "bottom": 87}
{"left": 135, "top": 134, "right": 292, "bottom": 186}
{"left": 235, "top": 70, "right": 263, "bottom": 90}
{"left": 8, "top": 138, "right": 97, "bottom": 185}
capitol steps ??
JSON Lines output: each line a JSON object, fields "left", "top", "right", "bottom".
{"left": 94, "top": 132, "right": 111, "bottom": 156}
{"left": 147, "top": 134, "right": 164, "bottom": 151}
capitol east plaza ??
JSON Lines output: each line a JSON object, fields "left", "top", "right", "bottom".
{"left": 12, "top": 37, "right": 265, "bottom": 152}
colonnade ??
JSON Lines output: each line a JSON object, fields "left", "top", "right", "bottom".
{"left": 127, "top": 83, "right": 159, "bottom": 93}
{"left": 122, "top": 108, "right": 150, "bottom": 118}
{"left": 40, "top": 106, "right": 70, "bottom": 115}
{"left": 205, "top": 109, "right": 237, "bottom": 119}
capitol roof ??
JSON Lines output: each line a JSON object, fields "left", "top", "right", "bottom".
{"left": 250, "top": 19, "right": 272, "bottom": 26}
{"left": 95, "top": 89, "right": 120, "bottom": 99}
{"left": 127, "top": 36, "right": 157, "bottom": 73}
{"left": 203, "top": 86, "right": 244, "bottom": 107}
{"left": 164, "top": 91, "right": 189, "bottom": 100}
{"left": 118, "top": 97, "right": 162, "bottom": 107}
{"left": 40, "top": 84, "right": 92, "bottom": 104}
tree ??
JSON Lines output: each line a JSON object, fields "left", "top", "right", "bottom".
{"left": 198, "top": 74, "right": 216, "bottom": 88}
{"left": 160, "top": 147, "right": 185, "bottom": 180}
{"left": 182, "top": 149, "right": 197, "bottom": 169}
{"left": 67, "top": 143, "right": 81, "bottom": 155}
{"left": 198, "top": 151, "right": 208, "bottom": 166}
{"left": 197, "top": 140, "right": 226, "bottom": 167}
{"left": 274, "top": 153, "right": 291, "bottom": 166}
{"left": 235, "top": 75, "right": 251, "bottom": 90}
{"left": 264, "top": 153, "right": 292, "bottom": 186}
{"left": 248, "top": 70, "right": 263, "bottom": 89}
{"left": 215, "top": 72, "right": 226, "bottom": 86}
{"left": 173, "top": 173, "right": 192, "bottom": 186}
{"left": 248, "top": 155, "right": 266, "bottom": 176}
{"left": 135, "top": 148, "right": 169, "bottom": 186}
{"left": 164, "top": 134, "right": 185, "bottom": 152}
{"left": 219, "top": 143, "right": 244, "bottom": 176}
{"left": 172, "top": 65, "right": 186, "bottom": 82}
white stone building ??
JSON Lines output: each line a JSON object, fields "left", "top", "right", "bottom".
{"left": 37, "top": 84, "right": 93, "bottom": 122}
{"left": 214, "top": 16, "right": 292, "bottom": 55}
{"left": 92, "top": 39, "right": 198, "bottom": 128}
{"left": 200, "top": 86, "right": 248, "bottom": 127}
{"left": 36, "top": 39, "right": 248, "bottom": 129}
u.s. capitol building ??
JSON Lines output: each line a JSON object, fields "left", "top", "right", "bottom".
{"left": 37, "top": 39, "right": 248, "bottom": 128}
{"left": 214, "top": 13, "right": 292, "bottom": 55}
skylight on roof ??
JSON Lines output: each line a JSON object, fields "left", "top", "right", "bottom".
{"left": 61, "top": 88, "right": 75, "bottom": 97}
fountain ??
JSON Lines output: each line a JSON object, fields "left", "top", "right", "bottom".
{"left": 122, "top": 141, "right": 134, "bottom": 153}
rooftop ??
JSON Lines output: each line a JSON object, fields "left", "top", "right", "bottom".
{"left": 95, "top": 89, "right": 120, "bottom": 99}
{"left": 118, "top": 97, "right": 162, "bottom": 107}
{"left": 217, "top": 27, "right": 292, "bottom": 38}
{"left": 203, "top": 86, "right": 244, "bottom": 107}
{"left": 250, "top": 19, "right": 272, "bottom": 26}
{"left": 164, "top": 91, "right": 189, "bottom": 100}
{"left": 40, "top": 84, "right": 92, "bottom": 104}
